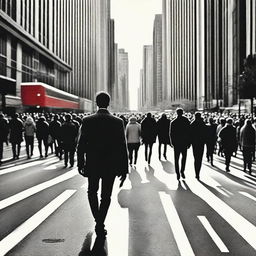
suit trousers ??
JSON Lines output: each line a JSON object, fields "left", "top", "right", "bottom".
{"left": 192, "top": 144, "right": 205, "bottom": 178}
{"left": 174, "top": 146, "right": 187, "bottom": 176}
{"left": 87, "top": 174, "right": 116, "bottom": 226}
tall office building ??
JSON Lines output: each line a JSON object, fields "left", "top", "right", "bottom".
{"left": 0, "top": 0, "right": 112, "bottom": 112}
{"left": 153, "top": 14, "right": 163, "bottom": 107}
{"left": 142, "top": 45, "right": 153, "bottom": 109}
{"left": 203, "top": 0, "right": 256, "bottom": 109}
{"left": 116, "top": 48, "right": 129, "bottom": 112}
{"left": 162, "top": 0, "right": 198, "bottom": 110}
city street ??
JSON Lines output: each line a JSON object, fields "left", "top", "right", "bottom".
{"left": 0, "top": 142, "right": 256, "bottom": 256}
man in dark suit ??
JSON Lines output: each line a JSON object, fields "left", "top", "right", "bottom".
{"left": 170, "top": 108, "right": 191, "bottom": 180}
{"left": 77, "top": 91, "right": 128, "bottom": 236}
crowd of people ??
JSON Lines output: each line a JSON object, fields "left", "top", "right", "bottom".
{"left": 0, "top": 109, "right": 255, "bottom": 180}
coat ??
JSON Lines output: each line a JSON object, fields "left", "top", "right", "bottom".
{"left": 240, "top": 124, "right": 256, "bottom": 149}
{"left": 77, "top": 109, "right": 129, "bottom": 177}
{"left": 36, "top": 120, "right": 49, "bottom": 140}
{"left": 61, "top": 121, "right": 78, "bottom": 150}
{"left": 157, "top": 117, "right": 170, "bottom": 144}
{"left": 49, "top": 120, "right": 62, "bottom": 139}
{"left": 0, "top": 118, "right": 9, "bottom": 142}
{"left": 9, "top": 118, "right": 23, "bottom": 144}
{"left": 190, "top": 118, "right": 207, "bottom": 146}
{"left": 219, "top": 125, "right": 237, "bottom": 152}
{"left": 170, "top": 116, "right": 190, "bottom": 148}
{"left": 141, "top": 117, "right": 157, "bottom": 144}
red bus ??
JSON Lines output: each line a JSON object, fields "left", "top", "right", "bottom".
{"left": 21, "top": 82, "right": 92, "bottom": 112}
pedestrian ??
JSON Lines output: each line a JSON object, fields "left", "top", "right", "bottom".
{"left": 218, "top": 118, "right": 237, "bottom": 172}
{"left": 206, "top": 117, "right": 217, "bottom": 166}
{"left": 125, "top": 116, "right": 141, "bottom": 165}
{"left": 0, "top": 113, "right": 9, "bottom": 165}
{"left": 9, "top": 113, "right": 23, "bottom": 160}
{"left": 216, "top": 118, "right": 226, "bottom": 156}
{"left": 170, "top": 108, "right": 190, "bottom": 180}
{"left": 24, "top": 116, "right": 36, "bottom": 159}
{"left": 240, "top": 119, "right": 255, "bottom": 175}
{"left": 190, "top": 112, "right": 207, "bottom": 180}
{"left": 49, "top": 114, "right": 62, "bottom": 157}
{"left": 141, "top": 113, "right": 157, "bottom": 164}
{"left": 61, "top": 114, "right": 78, "bottom": 167}
{"left": 77, "top": 91, "right": 128, "bottom": 237}
{"left": 36, "top": 116, "right": 49, "bottom": 158}
{"left": 157, "top": 113, "right": 170, "bottom": 160}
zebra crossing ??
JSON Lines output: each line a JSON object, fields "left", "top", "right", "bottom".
{"left": 0, "top": 149, "right": 256, "bottom": 255}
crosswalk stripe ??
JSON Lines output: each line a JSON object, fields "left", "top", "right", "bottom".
{"left": 198, "top": 216, "right": 229, "bottom": 253}
{"left": 0, "top": 189, "right": 76, "bottom": 256}
{"left": 159, "top": 192, "right": 195, "bottom": 256}
{"left": 0, "top": 170, "right": 77, "bottom": 210}
{"left": 239, "top": 191, "right": 256, "bottom": 202}
{"left": 0, "top": 157, "right": 57, "bottom": 176}
{"left": 186, "top": 180, "right": 256, "bottom": 250}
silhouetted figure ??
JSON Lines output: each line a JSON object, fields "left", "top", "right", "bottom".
{"left": 24, "top": 116, "right": 36, "bottom": 159}
{"left": 240, "top": 119, "right": 255, "bottom": 175}
{"left": 36, "top": 116, "right": 49, "bottom": 158}
{"left": 190, "top": 112, "right": 207, "bottom": 180}
{"left": 206, "top": 117, "right": 217, "bottom": 166}
{"left": 216, "top": 118, "right": 226, "bottom": 156}
{"left": 77, "top": 91, "right": 128, "bottom": 237}
{"left": 157, "top": 113, "right": 170, "bottom": 160}
{"left": 125, "top": 116, "right": 141, "bottom": 165}
{"left": 236, "top": 118, "right": 245, "bottom": 152}
{"left": 170, "top": 108, "right": 190, "bottom": 180}
{"left": 0, "top": 113, "right": 9, "bottom": 164}
{"left": 61, "top": 114, "right": 78, "bottom": 168}
{"left": 141, "top": 113, "right": 157, "bottom": 164}
{"left": 49, "top": 114, "right": 62, "bottom": 158}
{"left": 219, "top": 118, "right": 237, "bottom": 172}
{"left": 9, "top": 113, "right": 23, "bottom": 159}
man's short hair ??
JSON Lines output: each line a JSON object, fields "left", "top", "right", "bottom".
{"left": 96, "top": 91, "right": 110, "bottom": 108}
{"left": 176, "top": 108, "right": 183, "bottom": 116}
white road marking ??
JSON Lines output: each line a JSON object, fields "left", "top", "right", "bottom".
{"left": 198, "top": 216, "right": 229, "bottom": 253}
{"left": 0, "top": 157, "right": 56, "bottom": 176}
{"left": 186, "top": 180, "right": 256, "bottom": 250}
{"left": 43, "top": 165, "right": 57, "bottom": 170}
{"left": 239, "top": 191, "right": 256, "bottom": 202}
{"left": 0, "top": 170, "right": 77, "bottom": 210}
{"left": 159, "top": 192, "right": 195, "bottom": 256}
{"left": 0, "top": 189, "right": 76, "bottom": 256}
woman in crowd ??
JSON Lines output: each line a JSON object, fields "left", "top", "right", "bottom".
{"left": 125, "top": 116, "right": 141, "bottom": 165}
{"left": 24, "top": 116, "right": 36, "bottom": 159}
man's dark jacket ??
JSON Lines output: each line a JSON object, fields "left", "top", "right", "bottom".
{"left": 77, "top": 109, "right": 129, "bottom": 177}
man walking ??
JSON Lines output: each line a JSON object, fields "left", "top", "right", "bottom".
{"left": 77, "top": 91, "right": 128, "bottom": 237}
{"left": 170, "top": 108, "right": 190, "bottom": 180}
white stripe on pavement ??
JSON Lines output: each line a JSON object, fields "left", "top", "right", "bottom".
{"left": 198, "top": 216, "right": 229, "bottom": 253}
{"left": 0, "top": 157, "right": 57, "bottom": 176}
{"left": 186, "top": 180, "right": 256, "bottom": 250}
{"left": 239, "top": 191, "right": 256, "bottom": 202}
{"left": 0, "top": 189, "right": 76, "bottom": 256}
{"left": 159, "top": 192, "right": 195, "bottom": 256}
{"left": 0, "top": 170, "right": 77, "bottom": 210}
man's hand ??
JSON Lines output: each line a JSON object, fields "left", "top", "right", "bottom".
{"left": 119, "top": 174, "right": 127, "bottom": 188}
{"left": 78, "top": 167, "right": 87, "bottom": 177}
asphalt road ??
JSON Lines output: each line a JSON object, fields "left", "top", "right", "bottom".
{"left": 0, "top": 142, "right": 256, "bottom": 256}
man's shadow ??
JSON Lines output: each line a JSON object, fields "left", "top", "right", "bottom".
{"left": 160, "top": 160, "right": 175, "bottom": 174}
{"left": 79, "top": 232, "right": 108, "bottom": 256}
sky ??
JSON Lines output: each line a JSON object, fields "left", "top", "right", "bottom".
{"left": 111, "top": 0, "right": 162, "bottom": 111}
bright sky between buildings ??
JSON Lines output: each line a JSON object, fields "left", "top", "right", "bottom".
{"left": 111, "top": 0, "right": 162, "bottom": 111}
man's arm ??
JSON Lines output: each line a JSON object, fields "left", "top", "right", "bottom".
{"left": 77, "top": 120, "right": 88, "bottom": 172}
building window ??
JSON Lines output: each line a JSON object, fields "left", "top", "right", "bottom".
{"left": 0, "top": 33, "right": 7, "bottom": 76}
{"left": 22, "top": 46, "right": 33, "bottom": 82}
{"left": 11, "top": 39, "right": 16, "bottom": 79}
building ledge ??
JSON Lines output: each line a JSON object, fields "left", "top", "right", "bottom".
{"left": 0, "top": 11, "right": 72, "bottom": 72}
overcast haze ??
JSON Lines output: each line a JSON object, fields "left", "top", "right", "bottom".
{"left": 111, "top": 0, "right": 162, "bottom": 111}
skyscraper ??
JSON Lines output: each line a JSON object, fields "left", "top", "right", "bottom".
{"left": 162, "top": 0, "right": 198, "bottom": 110}
{"left": 0, "top": 0, "right": 112, "bottom": 112}
{"left": 153, "top": 14, "right": 163, "bottom": 107}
